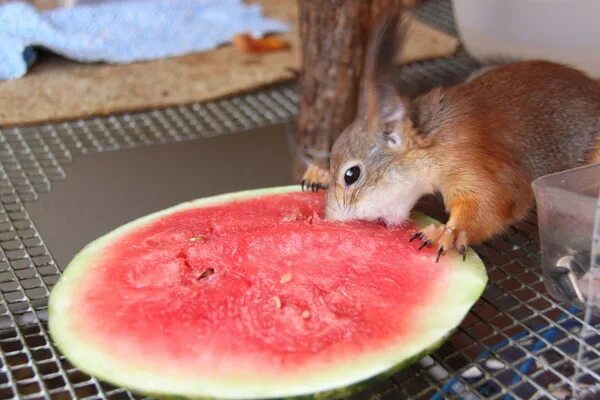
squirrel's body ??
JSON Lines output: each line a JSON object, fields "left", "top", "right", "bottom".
{"left": 301, "top": 9, "right": 600, "bottom": 260}
{"left": 418, "top": 61, "right": 600, "bottom": 179}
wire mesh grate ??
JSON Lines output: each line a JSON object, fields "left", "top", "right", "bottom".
{"left": 0, "top": 0, "right": 598, "bottom": 399}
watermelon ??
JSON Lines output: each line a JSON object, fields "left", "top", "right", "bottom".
{"left": 49, "top": 186, "right": 486, "bottom": 399}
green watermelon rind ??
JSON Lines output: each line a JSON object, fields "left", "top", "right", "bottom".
{"left": 48, "top": 185, "right": 487, "bottom": 400}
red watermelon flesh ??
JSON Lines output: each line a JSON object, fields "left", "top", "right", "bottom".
{"left": 49, "top": 187, "right": 486, "bottom": 399}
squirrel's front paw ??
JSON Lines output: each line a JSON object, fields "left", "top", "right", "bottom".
{"left": 410, "top": 224, "right": 469, "bottom": 262}
{"left": 301, "top": 164, "right": 330, "bottom": 192}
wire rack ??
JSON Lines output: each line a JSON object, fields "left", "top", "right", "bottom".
{"left": 0, "top": 1, "right": 598, "bottom": 399}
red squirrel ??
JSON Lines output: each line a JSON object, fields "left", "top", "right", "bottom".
{"left": 301, "top": 8, "right": 600, "bottom": 261}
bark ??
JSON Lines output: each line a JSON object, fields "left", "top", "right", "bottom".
{"left": 293, "top": 0, "right": 402, "bottom": 179}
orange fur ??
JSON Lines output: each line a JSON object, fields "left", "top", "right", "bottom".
{"left": 232, "top": 34, "right": 290, "bottom": 54}
{"left": 585, "top": 135, "right": 600, "bottom": 164}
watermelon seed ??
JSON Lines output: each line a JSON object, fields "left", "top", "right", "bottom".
{"left": 301, "top": 310, "right": 311, "bottom": 319}
{"left": 280, "top": 272, "right": 293, "bottom": 284}
{"left": 197, "top": 268, "right": 214, "bottom": 280}
{"left": 272, "top": 296, "right": 282, "bottom": 309}
{"left": 189, "top": 236, "right": 205, "bottom": 242}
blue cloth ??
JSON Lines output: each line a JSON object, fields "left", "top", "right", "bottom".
{"left": 0, "top": 0, "right": 288, "bottom": 80}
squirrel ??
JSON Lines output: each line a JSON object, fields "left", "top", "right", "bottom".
{"left": 300, "top": 8, "right": 600, "bottom": 261}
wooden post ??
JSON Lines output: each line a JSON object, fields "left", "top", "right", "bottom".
{"left": 293, "top": 0, "right": 403, "bottom": 180}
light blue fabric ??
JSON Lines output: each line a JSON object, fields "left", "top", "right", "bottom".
{"left": 0, "top": 0, "right": 288, "bottom": 80}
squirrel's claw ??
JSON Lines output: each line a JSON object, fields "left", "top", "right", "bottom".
{"left": 418, "top": 240, "right": 432, "bottom": 250}
{"left": 459, "top": 245, "right": 467, "bottom": 261}
{"left": 410, "top": 224, "right": 469, "bottom": 262}
{"left": 409, "top": 231, "right": 423, "bottom": 242}
{"left": 300, "top": 180, "right": 323, "bottom": 192}
{"left": 435, "top": 246, "right": 446, "bottom": 263}
{"left": 301, "top": 164, "right": 330, "bottom": 192}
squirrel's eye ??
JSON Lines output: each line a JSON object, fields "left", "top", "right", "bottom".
{"left": 344, "top": 166, "right": 361, "bottom": 186}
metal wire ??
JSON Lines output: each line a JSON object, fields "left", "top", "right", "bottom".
{"left": 0, "top": 1, "right": 597, "bottom": 399}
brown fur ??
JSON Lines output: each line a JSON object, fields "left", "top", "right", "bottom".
{"left": 302, "top": 11, "right": 600, "bottom": 258}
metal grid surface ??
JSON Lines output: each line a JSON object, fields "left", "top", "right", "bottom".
{"left": 0, "top": 0, "right": 598, "bottom": 399}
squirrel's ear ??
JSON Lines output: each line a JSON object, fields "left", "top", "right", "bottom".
{"left": 384, "top": 129, "right": 402, "bottom": 149}
{"left": 358, "top": 6, "right": 408, "bottom": 130}
{"left": 381, "top": 100, "right": 408, "bottom": 149}
{"left": 382, "top": 96, "right": 408, "bottom": 123}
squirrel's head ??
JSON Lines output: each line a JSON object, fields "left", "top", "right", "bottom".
{"left": 325, "top": 9, "right": 437, "bottom": 226}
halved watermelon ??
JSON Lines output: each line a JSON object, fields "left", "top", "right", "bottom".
{"left": 49, "top": 186, "right": 486, "bottom": 399}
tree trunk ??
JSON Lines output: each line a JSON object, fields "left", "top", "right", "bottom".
{"left": 293, "top": 0, "right": 401, "bottom": 180}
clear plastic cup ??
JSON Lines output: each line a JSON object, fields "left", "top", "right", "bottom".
{"left": 532, "top": 163, "right": 600, "bottom": 313}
